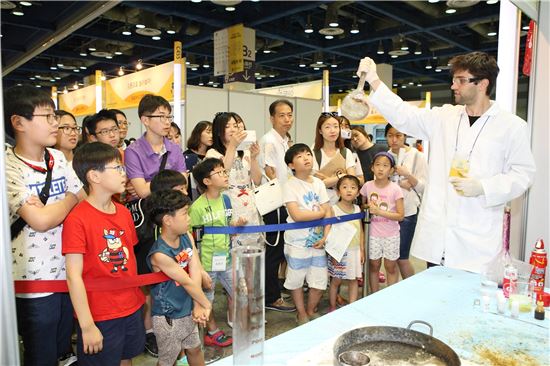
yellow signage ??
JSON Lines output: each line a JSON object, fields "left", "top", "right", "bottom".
{"left": 256, "top": 80, "right": 322, "bottom": 99}
{"left": 228, "top": 24, "right": 244, "bottom": 74}
{"left": 58, "top": 85, "right": 96, "bottom": 116}
{"left": 105, "top": 61, "right": 185, "bottom": 109}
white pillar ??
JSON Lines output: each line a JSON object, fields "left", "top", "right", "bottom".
{"left": 495, "top": 0, "right": 521, "bottom": 112}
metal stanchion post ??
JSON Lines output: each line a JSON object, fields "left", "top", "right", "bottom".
{"left": 362, "top": 208, "right": 371, "bottom": 298}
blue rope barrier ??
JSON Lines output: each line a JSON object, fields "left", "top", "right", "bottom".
{"left": 204, "top": 212, "right": 365, "bottom": 235}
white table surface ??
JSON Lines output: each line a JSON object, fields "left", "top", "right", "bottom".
{"left": 212, "top": 267, "right": 550, "bottom": 365}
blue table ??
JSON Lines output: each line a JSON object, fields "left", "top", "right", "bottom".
{"left": 213, "top": 267, "right": 549, "bottom": 365}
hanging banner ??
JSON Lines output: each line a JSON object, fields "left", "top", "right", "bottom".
{"left": 522, "top": 20, "right": 535, "bottom": 76}
{"left": 105, "top": 61, "right": 185, "bottom": 109}
{"left": 256, "top": 80, "right": 322, "bottom": 99}
{"left": 228, "top": 24, "right": 244, "bottom": 74}
{"left": 58, "top": 85, "right": 96, "bottom": 116}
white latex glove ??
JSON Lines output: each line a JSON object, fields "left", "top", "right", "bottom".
{"left": 356, "top": 57, "right": 380, "bottom": 84}
{"left": 449, "top": 177, "right": 484, "bottom": 197}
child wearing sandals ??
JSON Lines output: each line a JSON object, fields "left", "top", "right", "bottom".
{"left": 328, "top": 175, "right": 364, "bottom": 312}
{"left": 360, "top": 152, "right": 404, "bottom": 293}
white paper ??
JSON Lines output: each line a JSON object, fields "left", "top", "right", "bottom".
{"left": 237, "top": 130, "right": 256, "bottom": 151}
{"left": 325, "top": 222, "right": 357, "bottom": 262}
{"left": 211, "top": 255, "right": 227, "bottom": 271}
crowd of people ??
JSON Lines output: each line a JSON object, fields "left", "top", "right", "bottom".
{"left": 4, "top": 51, "right": 535, "bottom": 366}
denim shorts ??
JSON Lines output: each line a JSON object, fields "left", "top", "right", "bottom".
{"left": 76, "top": 308, "right": 145, "bottom": 366}
{"left": 205, "top": 269, "right": 233, "bottom": 302}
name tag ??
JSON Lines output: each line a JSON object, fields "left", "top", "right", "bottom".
{"left": 211, "top": 253, "right": 227, "bottom": 272}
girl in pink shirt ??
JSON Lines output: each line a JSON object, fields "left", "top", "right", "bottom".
{"left": 360, "top": 152, "right": 404, "bottom": 292}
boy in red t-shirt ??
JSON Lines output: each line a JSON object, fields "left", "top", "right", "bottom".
{"left": 63, "top": 142, "right": 145, "bottom": 366}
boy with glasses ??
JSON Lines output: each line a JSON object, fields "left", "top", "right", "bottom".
{"left": 189, "top": 158, "right": 237, "bottom": 348}
{"left": 62, "top": 142, "right": 145, "bottom": 365}
{"left": 4, "top": 85, "right": 84, "bottom": 365}
{"left": 82, "top": 109, "right": 121, "bottom": 149}
{"left": 109, "top": 109, "right": 131, "bottom": 150}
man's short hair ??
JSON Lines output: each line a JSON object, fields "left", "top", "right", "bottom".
{"left": 109, "top": 109, "right": 126, "bottom": 119}
{"left": 146, "top": 190, "right": 191, "bottom": 227}
{"left": 192, "top": 158, "right": 224, "bottom": 190}
{"left": 284, "top": 143, "right": 312, "bottom": 166}
{"left": 269, "top": 99, "right": 293, "bottom": 116}
{"left": 138, "top": 94, "right": 171, "bottom": 118}
{"left": 450, "top": 52, "right": 499, "bottom": 96}
{"left": 72, "top": 142, "right": 121, "bottom": 193}
{"left": 54, "top": 109, "right": 77, "bottom": 122}
{"left": 150, "top": 169, "right": 187, "bottom": 193}
{"left": 3, "top": 85, "right": 55, "bottom": 139}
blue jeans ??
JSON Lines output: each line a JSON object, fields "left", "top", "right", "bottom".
{"left": 16, "top": 293, "right": 74, "bottom": 366}
{"left": 399, "top": 214, "right": 417, "bottom": 260}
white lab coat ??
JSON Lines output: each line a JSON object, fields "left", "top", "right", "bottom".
{"left": 369, "top": 83, "right": 536, "bottom": 273}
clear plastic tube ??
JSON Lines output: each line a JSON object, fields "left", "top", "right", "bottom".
{"left": 232, "top": 246, "right": 265, "bottom": 365}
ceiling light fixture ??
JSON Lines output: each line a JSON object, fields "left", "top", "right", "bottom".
{"left": 80, "top": 66, "right": 87, "bottom": 70}
{"left": 391, "top": 54, "right": 398, "bottom": 59}
{"left": 36, "top": 85, "right": 41, "bottom": 88}
{"left": 54, "top": 76, "right": 61, "bottom": 80}
{"left": 435, "top": 67, "right": 442, "bottom": 72}
{"left": 414, "top": 44, "right": 422, "bottom": 55}
{"left": 304, "top": 15, "right": 313, "bottom": 33}
{"left": 152, "top": 36, "right": 161, "bottom": 40}
{"left": 298, "top": 58, "right": 306, "bottom": 68}
{"left": 118, "top": 67, "right": 125, "bottom": 76}
{"left": 198, "top": 78, "right": 204, "bottom": 86}
{"left": 417, "top": 83, "right": 423, "bottom": 87}
{"left": 191, "top": 67, "right": 198, "bottom": 71}
{"left": 522, "top": 24, "right": 529, "bottom": 30}
{"left": 114, "top": 51, "right": 123, "bottom": 55}
{"left": 191, "top": 0, "right": 202, "bottom": 2}
{"left": 487, "top": 21, "right": 497, "bottom": 37}
{"left": 377, "top": 41, "right": 384, "bottom": 55}
{"left": 399, "top": 36, "right": 409, "bottom": 51}
{"left": 79, "top": 51, "right": 87, "bottom": 57}
{"left": 105, "top": 55, "right": 113, "bottom": 59}
{"left": 136, "top": 24, "right": 146, "bottom": 29}
{"left": 401, "top": 85, "right": 407, "bottom": 89}
{"left": 445, "top": 8, "right": 457, "bottom": 14}
{"left": 313, "top": 67, "right": 320, "bottom": 71}
{"left": 425, "top": 60, "right": 433, "bottom": 69}
{"left": 428, "top": 0, "right": 439, "bottom": 3}
{"left": 50, "top": 65, "right": 57, "bottom": 70}
{"left": 166, "top": 16, "right": 177, "bottom": 34}
{"left": 88, "top": 47, "right": 96, "bottom": 51}
{"left": 136, "top": 59, "right": 143, "bottom": 70}
{"left": 325, "top": 35, "right": 334, "bottom": 40}
{"left": 486, "top": 0, "right": 499, "bottom": 4}
{"left": 203, "top": 58, "right": 210, "bottom": 68}
{"left": 350, "top": 18, "right": 359, "bottom": 34}
{"left": 167, "top": 29, "right": 176, "bottom": 35}
{"left": 122, "top": 29, "right": 132, "bottom": 36}
{"left": 73, "top": 69, "right": 80, "bottom": 72}
{"left": 326, "top": 5, "right": 339, "bottom": 27}
{"left": 11, "top": 7, "right": 24, "bottom": 16}
{"left": 29, "top": 77, "right": 35, "bottom": 80}
{"left": 225, "top": 6, "right": 235, "bottom": 11}
{"left": 19, "top": 1, "right": 33, "bottom": 6}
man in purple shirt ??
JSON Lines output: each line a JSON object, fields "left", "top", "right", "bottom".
{"left": 124, "top": 95, "right": 187, "bottom": 199}
{"left": 123, "top": 94, "right": 187, "bottom": 358}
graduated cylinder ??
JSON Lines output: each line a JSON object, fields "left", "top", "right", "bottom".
{"left": 231, "top": 246, "right": 265, "bottom": 365}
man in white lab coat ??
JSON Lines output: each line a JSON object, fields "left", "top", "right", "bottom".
{"left": 355, "top": 52, "right": 536, "bottom": 273}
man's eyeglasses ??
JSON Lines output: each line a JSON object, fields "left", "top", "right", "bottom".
{"left": 209, "top": 169, "right": 229, "bottom": 177}
{"left": 32, "top": 114, "right": 59, "bottom": 125}
{"left": 94, "top": 126, "right": 120, "bottom": 136}
{"left": 320, "top": 112, "right": 340, "bottom": 118}
{"left": 104, "top": 165, "right": 126, "bottom": 174}
{"left": 146, "top": 114, "right": 174, "bottom": 122}
{"left": 452, "top": 77, "right": 481, "bottom": 86}
{"left": 58, "top": 126, "right": 82, "bottom": 135}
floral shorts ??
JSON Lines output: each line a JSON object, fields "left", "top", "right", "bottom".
{"left": 369, "top": 235, "right": 400, "bottom": 261}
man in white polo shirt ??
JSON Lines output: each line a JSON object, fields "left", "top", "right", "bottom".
{"left": 259, "top": 99, "right": 296, "bottom": 312}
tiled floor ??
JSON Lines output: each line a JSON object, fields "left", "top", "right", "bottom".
{"left": 133, "top": 257, "right": 427, "bottom": 365}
